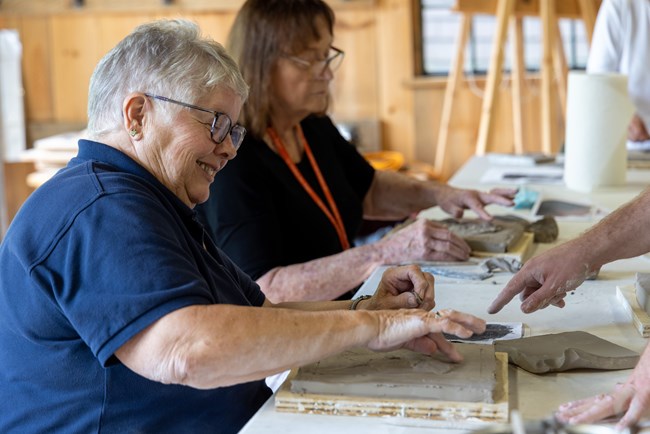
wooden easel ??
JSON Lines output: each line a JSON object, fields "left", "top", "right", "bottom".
{"left": 434, "top": 0, "right": 601, "bottom": 177}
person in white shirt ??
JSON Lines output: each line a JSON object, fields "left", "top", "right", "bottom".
{"left": 587, "top": 0, "right": 650, "bottom": 146}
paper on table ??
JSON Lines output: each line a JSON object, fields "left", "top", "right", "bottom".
{"left": 444, "top": 322, "right": 524, "bottom": 345}
{"left": 479, "top": 166, "right": 564, "bottom": 185}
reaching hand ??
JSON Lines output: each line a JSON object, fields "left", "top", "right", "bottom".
{"left": 556, "top": 344, "right": 650, "bottom": 429}
{"left": 367, "top": 309, "right": 486, "bottom": 362}
{"left": 378, "top": 218, "right": 471, "bottom": 262}
{"left": 363, "top": 264, "right": 436, "bottom": 311}
{"left": 487, "top": 240, "right": 598, "bottom": 314}
{"left": 628, "top": 114, "right": 650, "bottom": 142}
{"left": 434, "top": 185, "right": 517, "bottom": 220}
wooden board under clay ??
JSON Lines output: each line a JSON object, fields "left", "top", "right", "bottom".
{"left": 275, "top": 349, "right": 508, "bottom": 423}
{"left": 616, "top": 285, "right": 650, "bottom": 338}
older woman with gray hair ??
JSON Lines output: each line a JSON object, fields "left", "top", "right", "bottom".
{"left": 0, "top": 19, "right": 485, "bottom": 433}
{"left": 197, "top": 0, "right": 516, "bottom": 304}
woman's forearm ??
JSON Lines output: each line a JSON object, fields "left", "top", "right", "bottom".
{"left": 116, "top": 305, "right": 377, "bottom": 389}
{"left": 363, "top": 170, "right": 439, "bottom": 219}
{"left": 257, "top": 243, "right": 387, "bottom": 302}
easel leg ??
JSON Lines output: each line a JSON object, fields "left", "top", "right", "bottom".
{"left": 476, "top": 0, "right": 514, "bottom": 156}
{"left": 553, "top": 21, "right": 568, "bottom": 122}
{"left": 578, "top": 0, "right": 599, "bottom": 44}
{"left": 435, "top": 13, "right": 471, "bottom": 177}
{"left": 510, "top": 16, "right": 525, "bottom": 155}
{"left": 540, "top": 0, "right": 556, "bottom": 154}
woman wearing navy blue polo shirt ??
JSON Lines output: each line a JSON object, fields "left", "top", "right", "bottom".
{"left": 0, "top": 19, "right": 486, "bottom": 433}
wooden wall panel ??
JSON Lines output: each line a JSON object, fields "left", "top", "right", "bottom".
{"left": 376, "top": 0, "right": 415, "bottom": 161}
{"left": 49, "top": 14, "right": 102, "bottom": 121}
{"left": 0, "top": 0, "right": 245, "bottom": 12}
{"left": 331, "top": 9, "right": 379, "bottom": 120}
{"left": 3, "top": 162, "right": 34, "bottom": 222}
{"left": 96, "top": 13, "right": 158, "bottom": 57}
{"left": 183, "top": 11, "right": 237, "bottom": 46}
{"left": 0, "top": 15, "right": 53, "bottom": 121}
{"left": 19, "top": 16, "right": 53, "bottom": 121}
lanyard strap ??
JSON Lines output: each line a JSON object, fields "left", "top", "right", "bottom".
{"left": 267, "top": 126, "right": 350, "bottom": 250}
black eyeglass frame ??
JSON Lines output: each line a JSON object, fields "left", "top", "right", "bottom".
{"left": 285, "top": 46, "right": 345, "bottom": 76}
{"left": 144, "top": 93, "right": 246, "bottom": 150}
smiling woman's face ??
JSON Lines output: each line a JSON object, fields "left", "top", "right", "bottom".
{"left": 144, "top": 86, "right": 244, "bottom": 208}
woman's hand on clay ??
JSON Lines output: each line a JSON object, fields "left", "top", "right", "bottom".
{"left": 628, "top": 114, "right": 650, "bottom": 142}
{"left": 362, "top": 264, "right": 435, "bottom": 311}
{"left": 433, "top": 184, "right": 517, "bottom": 221}
{"left": 366, "top": 309, "right": 486, "bottom": 362}
{"left": 378, "top": 218, "right": 471, "bottom": 262}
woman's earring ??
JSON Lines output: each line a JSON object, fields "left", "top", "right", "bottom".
{"left": 130, "top": 129, "right": 137, "bottom": 137}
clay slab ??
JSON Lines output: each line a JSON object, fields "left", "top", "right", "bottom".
{"left": 290, "top": 343, "right": 497, "bottom": 403}
{"left": 494, "top": 331, "right": 639, "bottom": 374}
{"left": 440, "top": 216, "right": 527, "bottom": 253}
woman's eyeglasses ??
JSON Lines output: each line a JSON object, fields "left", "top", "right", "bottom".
{"left": 285, "top": 46, "right": 345, "bottom": 76}
{"left": 144, "top": 94, "right": 246, "bottom": 150}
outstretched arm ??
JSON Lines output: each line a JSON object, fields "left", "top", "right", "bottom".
{"left": 114, "top": 266, "right": 485, "bottom": 390}
{"left": 489, "top": 188, "right": 650, "bottom": 314}
{"left": 363, "top": 170, "right": 515, "bottom": 221}
{"left": 274, "top": 265, "right": 437, "bottom": 312}
{"left": 258, "top": 218, "right": 476, "bottom": 302}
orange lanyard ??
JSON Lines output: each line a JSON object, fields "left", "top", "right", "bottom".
{"left": 267, "top": 126, "right": 350, "bottom": 250}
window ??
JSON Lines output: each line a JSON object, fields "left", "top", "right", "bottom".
{"left": 419, "top": 0, "right": 589, "bottom": 76}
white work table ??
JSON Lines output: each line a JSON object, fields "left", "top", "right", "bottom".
{"left": 240, "top": 156, "right": 650, "bottom": 434}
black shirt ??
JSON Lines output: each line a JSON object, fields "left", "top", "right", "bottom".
{"left": 197, "top": 115, "right": 375, "bottom": 283}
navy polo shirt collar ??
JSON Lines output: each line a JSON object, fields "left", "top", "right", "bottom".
{"left": 76, "top": 139, "right": 196, "bottom": 221}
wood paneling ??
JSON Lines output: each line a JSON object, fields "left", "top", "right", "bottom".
{"left": 19, "top": 16, "right": 53, "bottom": 121}
{"left": 49, "top": 14, "right": 101, "bottom": 121}
{"left": 376, "top": 0, "right": 415, "bottom": 161}
{"left": 3, "top": 162, "right": 35, "bottom": 222}
{"left": 1, "top": 3, "right": 389, "bottom": 142}
{"left": 331, "top": 8, "right": 378, "bottom": 119}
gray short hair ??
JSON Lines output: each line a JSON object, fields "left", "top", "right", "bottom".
{"left": 87, "top": 19, "right": 249, "bottom": 136}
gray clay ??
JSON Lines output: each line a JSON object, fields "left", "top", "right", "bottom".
{"left": 494, "top": 331, "right": 639, "bottom": 374}
{"left": 525, "top": 216, "right": 559, "bottom": 243}
{"left": 440, "top": 216, "right": 527, "bottom": 253}
{"left": 291, "top": 343, "right": 497, "bottom": 403}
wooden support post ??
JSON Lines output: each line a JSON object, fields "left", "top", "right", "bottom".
{"left": 540, "top": 0, "right": 556, "bottom": 154}
{"left": 476, "top": 0, "right": 514, "bottom": 156}
{"left": 510, "top": 16, "right": 525, "bottom": 154}
{"left": 553, "top": 21, "right": 568, "bottom": 120}
{"left": 434, "top": 13, "right": 471, "bottom": 177}
{"left": 578, "top": 0, "right": 599, "bottom": 43}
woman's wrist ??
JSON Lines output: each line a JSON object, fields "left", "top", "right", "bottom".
{"left": 349, "top": 295, "right": 372, "bottom": 310}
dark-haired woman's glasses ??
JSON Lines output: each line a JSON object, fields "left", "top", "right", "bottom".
{"left": 286, "top": 46, "right": 344, "bottom": 76}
